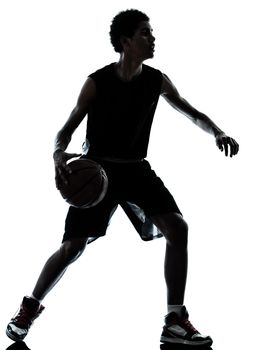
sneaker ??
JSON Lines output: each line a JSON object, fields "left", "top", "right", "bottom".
{"left": 6, "top": 296, "right": 45, "bottom": 342}
{"left": 160, "top": 306, "right": 213, "bottom": 346}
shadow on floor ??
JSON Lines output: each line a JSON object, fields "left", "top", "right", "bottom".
{"left": 5, "top": 340, "right": 214, "bottom": 350}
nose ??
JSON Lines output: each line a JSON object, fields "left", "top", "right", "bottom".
{"left": 150, "top": 34, "right": 155, "bottom": 43}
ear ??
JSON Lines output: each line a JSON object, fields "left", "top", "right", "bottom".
{"left": 120, "top": 35, "right": 131, "bottom": 49}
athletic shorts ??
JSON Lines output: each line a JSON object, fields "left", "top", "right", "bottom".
{"left": 62, "top": 158, "right": 182, "bottom": 244}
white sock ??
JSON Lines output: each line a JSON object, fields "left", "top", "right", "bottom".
{"left": 30, "top": 294, "right": 42, "bottom": 304}
{"left": 167, "top": 304, "right": 184, "bottom": 317}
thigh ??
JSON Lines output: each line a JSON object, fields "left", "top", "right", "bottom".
{"left": 62, "top": 192, "right": 118, "bottom": 243}
{"left": 130, "top": 160, "right": 182, "bottom": 217}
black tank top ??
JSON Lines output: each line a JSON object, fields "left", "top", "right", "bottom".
{"left": 86, "top": 63, "right": 163, "bottom": 160}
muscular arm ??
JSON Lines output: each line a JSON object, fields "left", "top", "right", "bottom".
{"left": 160, "top": 73, "right": 239, "bottom": 156}
{"left": 54, "top": 77, "right": 96, "bottom": 187}
{"left": 161, "top": 73, "right": 223, "bottom": 136}
{"left": 54, "top": 77, "right": 96, "bottom": 153}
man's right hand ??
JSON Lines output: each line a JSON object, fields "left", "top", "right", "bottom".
{"left": 53, "top": 150, "right": 81, "bottom": 189}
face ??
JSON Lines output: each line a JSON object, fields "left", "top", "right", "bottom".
{"left": 123, "top": 21, "right": 155, "bottom": 60}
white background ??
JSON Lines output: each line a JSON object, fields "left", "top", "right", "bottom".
{"left": 1, "top": 0, "right": 261, "bottom": 349}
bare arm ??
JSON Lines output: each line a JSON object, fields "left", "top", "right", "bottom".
{"left": 54, "top": 77, "right": 96, "bottom": 187}
{"left": 161, "top": 73, "right": 239, "bottom": 157}
{"left": 54, "top": 77, "right": 96, "bottom": 153}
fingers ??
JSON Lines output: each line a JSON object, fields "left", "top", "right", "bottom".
{"left": 55, "top": 166, "right": 70, "bottom": 189}
{"left": 224, "top": 139, "right": 229, "bottom": 157}
{"left": 230, "top": 138, "right": 239, "bottom": 157}
{"left": 216, "top": 135, "right": 239, "bottom": 157}
{"left": 55, "top": 162, "right": 73, "bottom": 189}
{"left": 226, "top": 137, "right": 239, "bottom": 157}
{"left": 54, "top": 151, "right": 81, "bottom": 189}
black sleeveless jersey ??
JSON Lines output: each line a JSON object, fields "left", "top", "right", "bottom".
{"left": 86, "top": 63, "right": 163, "bottom": 160}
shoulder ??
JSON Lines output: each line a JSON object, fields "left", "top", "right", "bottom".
{"left": 142, "top": 64, "right": 162, "bottom": 77}
{"left": 88, "top": 63, "right": 115, "bottom": 92}
{"left": 88, "top": 63, "right": 114, "bottom": 80}
{"left": 142, "top": 64, "right": 163, "bottom": 88}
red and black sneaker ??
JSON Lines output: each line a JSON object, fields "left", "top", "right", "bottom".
{"left": 160, "top": 306, "right": 213, "bottom": 346}
{"left": 6, "top": 296, "right": 45, "bottom": 342}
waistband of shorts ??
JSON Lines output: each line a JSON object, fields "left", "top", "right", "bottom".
{"left": 85, "top": 155, "right": 145, "bottom": 164}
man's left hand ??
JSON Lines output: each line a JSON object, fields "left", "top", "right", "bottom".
{"left": 215, "top": 132, "right": 239, "bottom": 157}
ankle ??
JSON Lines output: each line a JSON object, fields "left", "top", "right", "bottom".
{"left": 167, "top": 304, "right": 185, "bottom": 317}
{"left": 30, "top": 294, "right": 43, "bottom": 304}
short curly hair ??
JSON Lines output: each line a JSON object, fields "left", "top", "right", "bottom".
{"left": 109, "top": 9, "right": 150, "bottom": 53}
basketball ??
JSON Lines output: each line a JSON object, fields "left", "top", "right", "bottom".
{"left": 59, "top": 158, "right": 108, "bottom": 208}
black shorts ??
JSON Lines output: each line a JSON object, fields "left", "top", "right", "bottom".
{"left": 62, "top": 158, "right": 182, "bottom": 244}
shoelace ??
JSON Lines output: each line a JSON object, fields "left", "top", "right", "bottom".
{"left": 181, "top": 319, "right": 198, "bottom": 334}
{"left": 13, "top": 306, "right": 39, "bottom": 326}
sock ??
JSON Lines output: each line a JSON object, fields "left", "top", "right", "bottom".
{"left": 30, "top": 294, "right": 42, "bottom": 304}
{"left": 167, "top": 304, "right": 184, "bottom": 317}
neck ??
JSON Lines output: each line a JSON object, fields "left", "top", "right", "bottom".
{"left": 115, "top": 54, "right": 143, "bottom": 81}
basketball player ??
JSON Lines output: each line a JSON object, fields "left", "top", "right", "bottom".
{"left": 6, "top": 9, "right": 239, "bottom": 346}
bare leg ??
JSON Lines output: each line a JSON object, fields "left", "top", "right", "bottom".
{"left": 32, "top": 238, "right": 88, "bottom": 301}
{"left": 151, "top": 213, "right": 188, "bottom": 305}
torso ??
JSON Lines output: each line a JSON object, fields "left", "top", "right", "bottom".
{"left": 85, "top": 63, "right": 163, "bottom": 160}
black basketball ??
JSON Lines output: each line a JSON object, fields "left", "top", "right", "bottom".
{"left": 59, "top": 158, "right": 108, "bottom": 208}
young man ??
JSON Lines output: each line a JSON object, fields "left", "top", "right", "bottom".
{"left": 6, "top": 9, "right": 239, "bottom": 346}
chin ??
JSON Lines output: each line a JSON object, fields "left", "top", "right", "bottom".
{"left": 149, "top": 51, "right": 155, "bottom": 58}
{"left": 145, "top": 53, "right": 154, "bottom": 60}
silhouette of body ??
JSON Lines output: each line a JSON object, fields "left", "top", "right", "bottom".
{"left": 6, "top": 9, "right": 239, "bottom": 346}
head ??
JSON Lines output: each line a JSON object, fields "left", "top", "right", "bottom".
{"left": 109, "top": 9, "right": 155, "bottom": 60}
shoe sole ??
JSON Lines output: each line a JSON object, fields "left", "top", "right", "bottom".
{"left": 160, "top": 335, "right": 213, "bottom": 346}
{"left": 6, "top": 328, "right": 25, "bottom": 342}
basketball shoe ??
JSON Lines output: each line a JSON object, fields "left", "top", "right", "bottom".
{"left": 6, "top": 296, "right": 45, "bottom": 341}
{"left": 160, "top": 306, "right": 213, "bottom": 346}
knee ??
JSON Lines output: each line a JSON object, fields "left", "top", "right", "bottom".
{"left": 165, "top": 214, "right": 188, "bottom": 248}
{"left": 60, "top": 238, "right": 87, "bottom": 264}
